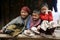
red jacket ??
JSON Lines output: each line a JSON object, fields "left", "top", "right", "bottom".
{"left": 40, "top": 12, "right": 53, "bottom": 22}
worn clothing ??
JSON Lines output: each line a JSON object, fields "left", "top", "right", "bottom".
{"left": 2, "top": 16, "right": 31, "bottom": 32}
{"left": 52, "top": 0, "right": 57, "bottom": 12}
{"left": 39, "top": 28, "right": 56, "bottom": 35}
{"left": 27, "top": 17, "right": 41, "bottom": 29}
{"left": 40, "top": 12, "right": 53, "bottom": 22}
{"left": 39, "top": 20, "right": 56, "bottom": 35}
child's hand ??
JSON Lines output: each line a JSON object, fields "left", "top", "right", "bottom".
{"left": 48, "top": 10, "right": 52, "bottom": 12}
{"left": 31, "top": 27, "right": 40, "bottom": 34}
{"left": 37, "top": 25, "right": 40, "bottom": 30}
{"left": 45, "top": 10, "right": 52, "bottom": 14}
{"left": 0, "top": 30, "right": 3, "bottom": 33}
{"left": 24, "top": 30, "right": 31, "bottom": 35}
{"left": 45, "top": 10, "right": 48, "bottom": 14}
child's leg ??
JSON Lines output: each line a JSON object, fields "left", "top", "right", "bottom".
{"left": 45, "top": 27, "right": 56, "bottom": 35}
{"left": 39, "top": 28, "right": 46, "bottom": 34}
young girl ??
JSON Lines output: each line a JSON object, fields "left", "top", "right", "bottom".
{"left": 39, "top": 4, "right": 56, "bottom": 36}
{"left": 40, "top": 3, "right": 53, "bottom": 22}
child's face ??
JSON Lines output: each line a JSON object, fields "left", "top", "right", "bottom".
{"left": 41, "top": 6, "right": 48, "bottom": 13}
{"left": 32, "top": 13, "right": 39, "bottom": 21}
{"left": 20, "top": 10, "right": 29, "bottom": 19}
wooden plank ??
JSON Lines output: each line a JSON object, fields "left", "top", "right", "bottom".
{"left": 0, "top": 34, "right": 60, "bottom": 40}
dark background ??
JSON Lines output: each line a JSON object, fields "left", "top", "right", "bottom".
{"left": 0, "top": 0, "right": 44, "bottom": 29}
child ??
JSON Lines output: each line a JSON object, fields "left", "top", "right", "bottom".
{"left": 40, "top": 3, "right": 53, "bottom": 22}
{"left": 0, "top": 6, "right": 31, "bottom": 34}
{"left": 29, "top": 10, "right": 41, "bottom": 33}
{"left": 24, "top": 10, "right": 41, "bottom": 36}
{"left": 39, "top": 4, "right": 56, "bottom": 36}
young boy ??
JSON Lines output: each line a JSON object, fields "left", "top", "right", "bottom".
{"left": 24, "top": 10, "right": 41, "bottom": 36}
{"left": 27, "top": 10, "right": 41, "bottom": 29}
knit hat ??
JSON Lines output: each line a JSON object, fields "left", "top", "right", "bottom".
{"left": 21, "top": 6, "right": 30, "bottom": 13}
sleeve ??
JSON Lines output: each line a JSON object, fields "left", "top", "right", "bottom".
{"left": 26, "top": 19, "right": 30, "bottom": 29}
{"left": 48, "top": 12, "right": 53, "bottom": 21}
{"left": 2, "top": 17, "right": 18, "bottom": 31}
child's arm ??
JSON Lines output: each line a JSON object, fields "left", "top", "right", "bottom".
{"left": 1, "top": 17, "right": 19, "bottom": 32}
{"left": 48, "top": 12, "right": 53, "bottom": 21}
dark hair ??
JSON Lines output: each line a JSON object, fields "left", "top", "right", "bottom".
{"left": 40, "top": 3, "right": 48, "bottom": 10}
{"left": 33, "top": 9, "right": 40, "bottom": 14}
